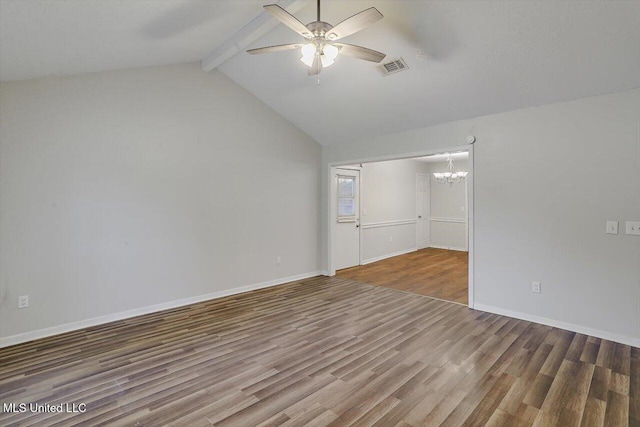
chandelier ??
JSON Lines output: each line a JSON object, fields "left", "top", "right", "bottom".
{"left": 433, "top": 154, "right": 468, "bottom": 184}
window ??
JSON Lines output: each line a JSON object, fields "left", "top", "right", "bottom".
{"left": 337, "top": 175, "right": 356, "bottom": 220}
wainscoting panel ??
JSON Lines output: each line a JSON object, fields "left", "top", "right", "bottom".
{"left": 361, "top": 220, "right": 417, "bottom": 263}
{"left": 430, "top": 218, "right": 467, "bottom": 251}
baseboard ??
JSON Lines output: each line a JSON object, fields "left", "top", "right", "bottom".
{"left": 473, "top": 303, "right": 640, "bottom": 348}
{"left": 361, "top": 248, "right": 417, "bottom": 265}
{"left": 429, "top": 245, "right": 468, "bottom": 252}
{"left": 0, "top": 271, "right": 324, "bottom": 348}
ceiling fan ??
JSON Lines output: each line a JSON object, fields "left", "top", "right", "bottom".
{"left": 247, "top": 0, "right": 386, "bottom": 75}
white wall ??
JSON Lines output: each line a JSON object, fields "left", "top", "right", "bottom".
{"left": 429, "top": 159, "right": 468, "bottom": 251}
{"left": 323, "top": 88, "right": 640, "bottom": 346}
{"left": 0, "top": 63, "right": 322, "bottom": 343}
{"left": 359, "top": 159, "right": 429, "bottom": 262}
{"left": 361, "top": 159, "right": 428, "bottom": 223}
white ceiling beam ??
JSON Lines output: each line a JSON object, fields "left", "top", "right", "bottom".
{"left": 201, "top": 0, "right": 310, "bottom": 72}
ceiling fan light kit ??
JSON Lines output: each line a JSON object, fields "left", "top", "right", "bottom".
{"left": 248, "top": 0, "right": 386, "bottom": 76}
{"left": 301, "top": 42, "right": 338, "bottom": 68}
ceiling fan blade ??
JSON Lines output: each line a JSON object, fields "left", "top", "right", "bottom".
{"left": 325, "top": 7, "right": 383, "bottom": 41}
{"left": 264, "top": 4, "right": 312, "bottom": 39}
{"left": 247, "top": 43, "right": 302, "bottom": 55}
{"left": 335, "top": 43, "right": 386, "bottom": 63}
{"left": 308, "top": 55, "right": 322, "bottom": 75}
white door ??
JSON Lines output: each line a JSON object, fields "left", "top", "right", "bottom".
{"left": 416, "top": 173, "right": 430, "bottom": 249}
{"left": 334, "top": 169, "right": 360, "bottom": 270}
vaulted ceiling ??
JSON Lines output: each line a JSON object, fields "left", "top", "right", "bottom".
{"left": 0, "top": 0, "right": 272, "bottom": 81}
{"left": 1, "top": 0, "right": 639, "bottom": 145}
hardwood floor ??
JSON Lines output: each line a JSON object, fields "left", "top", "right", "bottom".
{"left": 337, "top": 248, "right": 468, "bottom": 304}
{"left": 0, "top": 276, "right": 637, "bottom": 426}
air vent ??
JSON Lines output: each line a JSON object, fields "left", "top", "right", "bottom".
{"left": 378, "top": 58, "right": 409, "bottom": 76}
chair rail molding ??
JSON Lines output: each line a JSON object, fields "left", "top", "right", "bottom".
{"left": 361, "top": 219, "right": 417, "bottom": 229}
{"left": 429, "top": 217, "right": 467, "bottom": 223}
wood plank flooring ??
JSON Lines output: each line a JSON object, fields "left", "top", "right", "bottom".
{"left": 0, "top": 276, "right": 637, "bottom": 426}
{"left": 337, "top": 248, "right": 468, "bottom": 304}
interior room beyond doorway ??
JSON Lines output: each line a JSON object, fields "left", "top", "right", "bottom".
{"left": 333, "top": 151, "right": 470, "bottom": 305}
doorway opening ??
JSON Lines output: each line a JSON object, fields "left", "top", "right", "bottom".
{"left": 329, "top": 149, "right": 472, "bottom": 306}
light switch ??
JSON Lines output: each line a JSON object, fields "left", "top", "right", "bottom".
{"left": 626, "top": 221, "right": 640, "bottom": 236}
{"left": 606, "top": 221, "right": 618, "bottom": 235}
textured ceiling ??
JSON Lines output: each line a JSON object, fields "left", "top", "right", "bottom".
{"left": 1, "top": 0, "right": 639, "bottom": 146}
{"left": 0, "top": 0, "right": 269, "bottom": 81}
{"left": 219, "top": 0, "right": 640, "bottom": 145}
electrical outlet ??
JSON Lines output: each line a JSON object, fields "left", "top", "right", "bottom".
{"left": 389, "top": 236, "right": 393, "bottom": 243}
{"left": 626, "top": 221, "right": 640, "bottom": 236}
{"left": 276, "top": 256, "right": 281, "bottom": 265}
{"left": 18, "top": 295, "right": 29, "bottom": 309}
{"left": 606, "top": 221, "right": 618, "bottom": 235}
{"left": 531, "top": 282, "right": 541, "bottom": 293}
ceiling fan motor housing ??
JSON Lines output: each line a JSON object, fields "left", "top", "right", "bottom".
{"left": 306, "top": 21, "right": 335, "bottom": 39}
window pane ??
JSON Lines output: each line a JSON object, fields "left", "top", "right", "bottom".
{"left": 338, "top": 176, "right": 355, "bottom": 197}
{"left": 338, "top": 198, "right": 355, "bottom": 216}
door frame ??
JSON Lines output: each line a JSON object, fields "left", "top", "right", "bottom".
{"left": 327, "top": 145, "right": 475, "bottom": 309}
{"left": 416, "top": 172, "right": 431, "bottom": 249}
